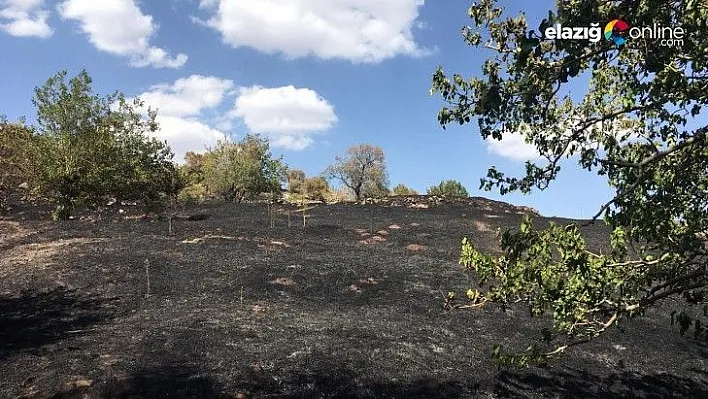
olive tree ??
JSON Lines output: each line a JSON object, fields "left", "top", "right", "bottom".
{"left": 392, "top": 183, "right": 419, "bottom": 196}
{"left": 32, "top": 70, "right": 179, "bottom": 220}
{"left": 431, "top": 0, "right": 707, "bottom": 366}
{"left": 287, "top": 169, "right": 306, "bottom": 194}
{"left": 0, "top": 119, "right": 38, "bottom": 211}
{"left": 325, "top": 143, "right": 389, "bottom": 201}
{"left": 427, "top": 180, "right": 469, "bottom": 198}
{"left": 202, "top": 134, "right": 287, "bottom": 202}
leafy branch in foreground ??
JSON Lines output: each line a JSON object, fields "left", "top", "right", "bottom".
{"left": 433, "top": 0, "right": 707, "bottom": 366}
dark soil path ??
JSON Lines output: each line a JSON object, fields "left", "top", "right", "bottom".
{"left": 1, "top": 200, "right": 706, "bottom": 398}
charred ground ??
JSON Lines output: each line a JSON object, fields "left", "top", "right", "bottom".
{"left": 0, "top": 197, "right": 706, "bottom": 398}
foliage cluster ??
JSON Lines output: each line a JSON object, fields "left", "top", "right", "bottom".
{"left": 2, "top": 70, "right": 182, "bottom": 220}
{"left": 427, "top": 180, "right": 469, "bottom": 198}
{"left": 432, "top": 0, "right": 708, "bottom": 365}
{"left": 199, "top": 135, "right": 287, "bottom": 203}
{"left": 286, "top": 170, "right": 331, "bottom": 202}
{"left": 324, "top": 143, "right": 390, "bottom": 201}
{"left": 391, "top": 183, "right": 419, "bottom": 196}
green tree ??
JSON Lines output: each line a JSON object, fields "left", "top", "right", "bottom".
{"left": 0, "top": 118, "right": 38, "bottom": 211}
{"left": 302, "top": 176, "right": 330, "bottom": 201}
{"left": 32, "top": 70, "right": 178, "bottom": 219}
{"left": 202, "top": 134, "right": 287, "bottom": 202}
{"left": 180, "top": 151, "right": 207, "bottom": 186}
{"left": 391, "top": 183, "right": 419, "bottom": 196}
{"left": 431, "top": 0, "right": 708, "bottom": 366}
{"left": 427, "top": 180, "right": 469, "bottom": 198}
{"left": 287, "top": 169, "right": 306, "bottom": 194}
{"left": 325, "top": 143, "right": 389, "bottom": 201}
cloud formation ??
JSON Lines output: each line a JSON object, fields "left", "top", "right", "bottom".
{"left": 132, "top": 76, "right": 337, "bottom": 159}
{"left": 58, "top": 0, "right": 187, "bottom": 68}
{"left": 0, "top": 0, "right": 52, "bottom": 38}
{"left": 133, "top": 75, "right": 235, "bottom": 162}
{"left": 230, "top": 85, "right": 338, "bottom": 150}
{"left": 486, "top": 132, "right": 542, "bottom": 162}
{"left": 196, "top": 0, "right": 428, "bottom": 63}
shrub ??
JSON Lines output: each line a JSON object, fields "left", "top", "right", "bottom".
{"left": 427, "top": 180, "right": 469, "bottom": 198}
{"left": 302, "top": 177, "right": 329, "bottom": 201}
{"left": 202, "top": 135, "right": 287, "bottom": 202}
{"left": 392, "top": 183, "right": 418, "bottom": 196}
{"left": 178, "top": 183, "right": 208, "bottom": 204}
{"left": 287, "top": 170, "right": 306, "bottom": 194}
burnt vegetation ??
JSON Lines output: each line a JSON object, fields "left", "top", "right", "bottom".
{"left": 2, "top": 0, "right": 708, "bottom": 394}
{"left": 0, "top": 198, "right": 706, "bottom": 398}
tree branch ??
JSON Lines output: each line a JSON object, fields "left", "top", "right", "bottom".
{"left": 640, "top": 281, "right": 707, "bottom": 308}
{"left": 642, "top": 269, "right": 708, "bottom": 302}
{"left": 599, "top": 126, "right": 706, "bottom": 169}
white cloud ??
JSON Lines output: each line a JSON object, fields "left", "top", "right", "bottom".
{"left": 196, "top": 0, "right": 428, "bottom": 63}
{"left": 486, "top": 132, "right": 542, "bottom": 162}
{"left": 57, "top": 0, "right": 188, "bottom": 68}
{"left": 129, "top": 77, "right": 337, "bottom": 156}
{"left": 0, "top": 0, "right": 52, "bottom": 38}
{"left": 139, "top": 75, "right": 235, "bottom": 117}
{"left": 132, "top": 75, "right": 235, "bottom": 163}
{"left": 487, "top": 117, "right": 645, "bottom": 162}
{"left": 153, "top": 116, "right": 227, "bottom": 163}
{"left": 270, "top": 134, "right": 314, "bottom": 151}
{"left": 230, "top": 85, "right": 338, "bottom": 150}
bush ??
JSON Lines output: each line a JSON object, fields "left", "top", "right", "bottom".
{"left": 392, "top": 183, "right": 418, "bottom": 196}
{"left": 202, "top": 135, "right": 287, "bottom": 202}
{"left": 0, "top": 120, "right": 37, "bottom": 212}
{"left": 302, "top": 177, "right": 329, "bottom": 201}
{"left": 178, "top": 183, "right": 208, "bottom": 204}
{"left": 427, "top": 180, "right": 469, "bottom": 198}
{"left": 287, "top": 170, "right": 306, "bottom": 194}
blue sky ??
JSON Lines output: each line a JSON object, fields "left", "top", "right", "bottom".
{"left": 0, "top": 0, "right": 617, "bottom": 218}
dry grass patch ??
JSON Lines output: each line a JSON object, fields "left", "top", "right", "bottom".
{"left": 181, "top": 234, "right": 247, "bottom": 244}
{"left": 251, "top": 302, "right": 268, "bottom": 314}
{"left": 270, "top": 277, "right": 296, "bottom": 286}
{"left": 348, "top": 277, "right": 379, "bottom": 294}
{"left": 406, "top": 244, "right": 426, "bottom": 252}
{"left": 388, "top": 224, "right": 401, "bottom": 229}
{"left": 1, "top": 237, "right": 110, "bottom": 273}
{"left": 376, "top": 230, "right": 389, "bottom": 236}
{"left": 473, "top": 220, "right": 493, "bottom": 233}
{"left": 358, "top": 235, "right": 387, "bottom": 245}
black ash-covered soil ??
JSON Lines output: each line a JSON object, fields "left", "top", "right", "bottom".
{"left": 0, "top": 199, "right": 706, "bottom": 398}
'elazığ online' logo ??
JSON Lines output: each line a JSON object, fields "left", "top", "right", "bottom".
{"left": 604, "top": 19, "right": 630, "bottom": 45}
{"left": 543, "top": 19, "right": 684, "bottom": 47}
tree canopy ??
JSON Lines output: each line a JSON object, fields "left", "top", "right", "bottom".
{"left": 0, "top": 119, "right": 37, "bottom": 211}
{"left": 325, "top": 143, "right": 389, "bottom": 201}
{"left": 202, "top": 134, "right": 287, "bottom": 203}
{"left": 427, "top": 180, "right": 469, "bottom": 198}
{"left": 431, "top": 0, "right": 708, "bottom": 366}
{"left": 31, "top": 70, "right": 179, "bottom": 219}
{"left": 392, "top": 183, "right": 419, "bottom": 196}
